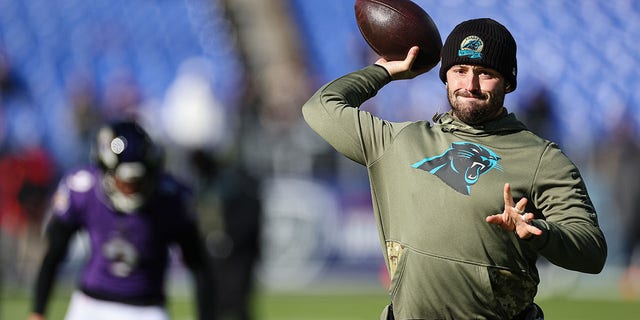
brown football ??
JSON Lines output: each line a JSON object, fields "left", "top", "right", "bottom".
{"left": 354, "top": 0, "right": 442, "bottom": 71}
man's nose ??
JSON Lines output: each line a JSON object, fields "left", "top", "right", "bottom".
{"left": 463, "top": 74, "right": 480, "bottom": 91}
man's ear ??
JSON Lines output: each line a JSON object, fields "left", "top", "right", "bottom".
{"left": 505, "top": 82, "right": 513, "bottom": 93}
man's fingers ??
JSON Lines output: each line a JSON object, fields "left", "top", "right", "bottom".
{"left": 405, "top": 46, "right": 419, "bottom": 66}
{"left": 495, "top": 184, "right": 541, "bottom": 238}
{"left": 486, "top": 214, "right": 512, "bottom": 231}
{"left": 525, "top": 224, "right": 543, "bottom": 236}
{"left": 504, "top": 183, "right": 529, "bottom": 217}
{"left": 503, "top": 183, "right": 514, "bottom": 209}
{"left": 514, "top": 223, "right": 543, "bottom": 239}
{"left": 487, "top": 212, "right": 543, "bottom": 238}
{"left": 515, "top": 197, "right": 527, "bottom": 213}
{"left": 485, "top": 214, "right": 499, "bottom": 223}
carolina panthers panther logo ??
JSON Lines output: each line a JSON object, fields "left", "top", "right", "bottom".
{"left": 458, "top": 35, "right": 484, "bottom": 59}
{"left": 411, "top": 142, "right": 501, "bottom": 195}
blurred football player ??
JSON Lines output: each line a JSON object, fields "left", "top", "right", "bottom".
{"left": 28, "top": 121, "right": 215, "bottom": 320}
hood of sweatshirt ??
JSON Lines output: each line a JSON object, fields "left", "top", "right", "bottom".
{"left": 433, "top": 110, "right": 527, "bottom": 135}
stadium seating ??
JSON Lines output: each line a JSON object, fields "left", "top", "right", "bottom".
{"left": 2, "top": 0, "right": 637, "bottom": 159}
{"left": 0, "top": 0, "right": 242, "bottom": 166}
{"left": 289, "top": 0, "right": 640, "bottom": 152}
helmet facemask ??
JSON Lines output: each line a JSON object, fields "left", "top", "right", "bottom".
{"left": 103, "top": 162, "right": 150, "bottom": 213}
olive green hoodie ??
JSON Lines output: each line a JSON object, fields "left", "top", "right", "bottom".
{"left": 302, "top": 65, "right": 607, "bottom": 319}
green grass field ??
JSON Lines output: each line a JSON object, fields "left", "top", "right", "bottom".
{"left": 3, "top": 288, "right": 640, "bottom": 320}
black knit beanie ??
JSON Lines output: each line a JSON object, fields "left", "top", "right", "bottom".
{"left": 439, "top": 18, "right": 517, "bottom": 91}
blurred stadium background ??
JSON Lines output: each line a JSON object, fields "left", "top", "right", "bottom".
{"left": 1, "top": 0, "right": 640, "bottom": 318}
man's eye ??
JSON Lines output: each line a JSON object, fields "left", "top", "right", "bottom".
{"left": 480, "top": 72, "right": 496, "bottom": 78}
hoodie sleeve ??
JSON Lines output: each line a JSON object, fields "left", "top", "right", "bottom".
{"left": 302, "top": 65, "right": 410, "bottom": 166}
{"left": 527, "top": 142, "right": 607, "bottom": 274}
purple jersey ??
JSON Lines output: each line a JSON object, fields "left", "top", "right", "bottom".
{"left": 50, "top": 166, "right": 196, "bottom": 303}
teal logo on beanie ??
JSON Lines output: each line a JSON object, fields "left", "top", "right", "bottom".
{"left": 458, "top": 35, "right": 483, "bottom": 59}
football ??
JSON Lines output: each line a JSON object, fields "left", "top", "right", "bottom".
{"left": 354, "top": 0, "right": 442, "bottom": 71}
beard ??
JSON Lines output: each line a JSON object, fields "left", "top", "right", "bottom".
{"left": 447, "top": 86, "right": 506, "bottom": 125}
